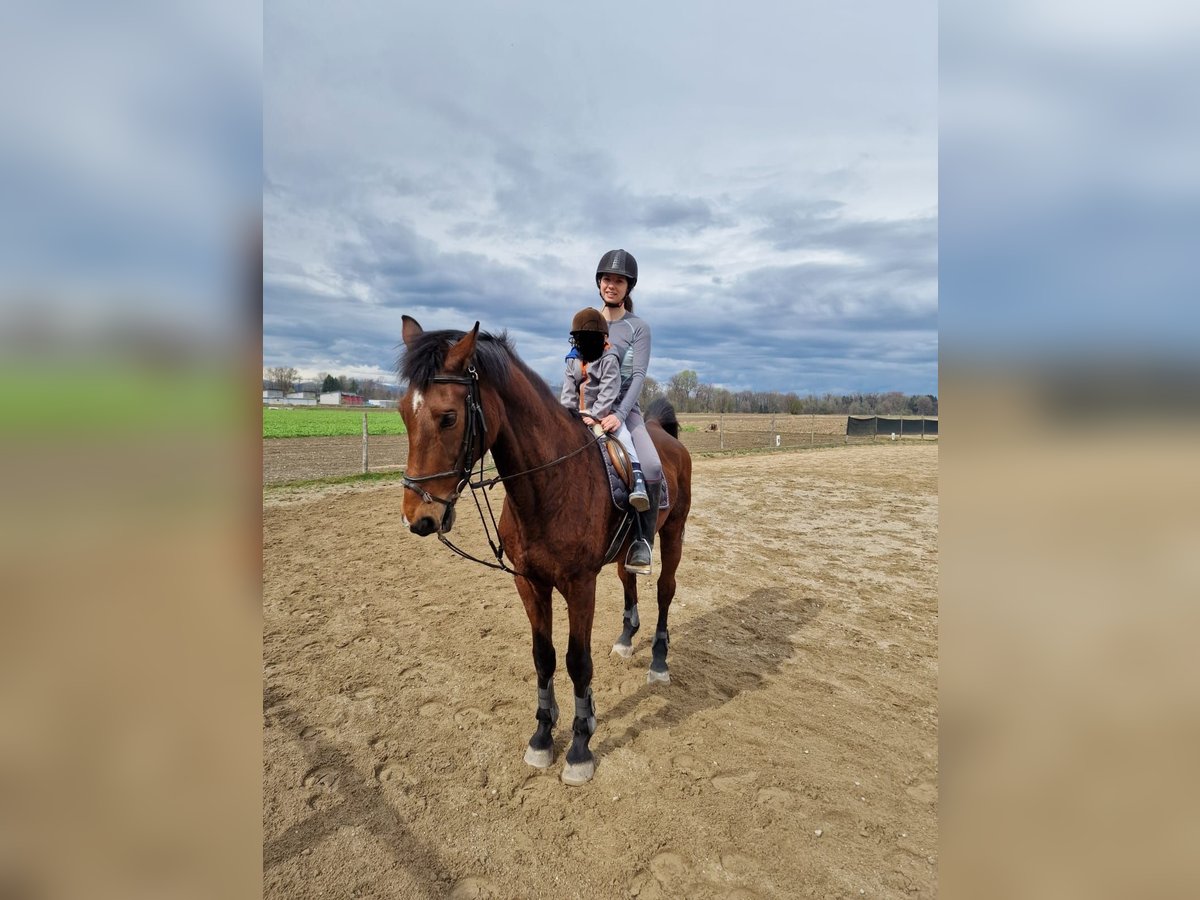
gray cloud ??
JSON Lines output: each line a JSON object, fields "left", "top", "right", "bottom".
{"left": 264, "top": 1, "right": 938, "bottom": 395}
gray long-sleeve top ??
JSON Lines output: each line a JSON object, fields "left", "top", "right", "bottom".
{"left": 560, "top": 349, "right": 622, "bottom": 419}
{"left": 604, "top": 312, "right": 651, "bottom": 422}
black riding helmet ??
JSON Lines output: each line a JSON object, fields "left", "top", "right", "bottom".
{"left": 595, "top": 249, "right": 638, "bottom": 292}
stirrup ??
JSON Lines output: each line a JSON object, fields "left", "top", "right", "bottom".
{"left": 625, "top": 539, "right": 652, "bottom": 576}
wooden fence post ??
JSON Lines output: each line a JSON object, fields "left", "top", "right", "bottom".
{"left": 362, "top": 412, "right": 369, "bottom": 474}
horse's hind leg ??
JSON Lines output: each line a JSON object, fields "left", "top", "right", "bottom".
{"left": 611, "top": 561, "right": 640, "bottom": 659}
{"left": 517, "top": 577, "right": 558, "bottom": 768}
{"left": 648, "top": 515, "right": 684, "bottom": 685}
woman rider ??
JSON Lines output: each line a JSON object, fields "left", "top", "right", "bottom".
{"left": 592, "top": 249, "right": 661, "bottom": 576}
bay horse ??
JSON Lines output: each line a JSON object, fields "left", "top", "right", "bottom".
{"left": 398, "top": 316, "right": 692, "bottom": 786}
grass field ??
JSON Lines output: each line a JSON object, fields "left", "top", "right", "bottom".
{"left": 263, "top": 406, "right": 406, "bottom": 439}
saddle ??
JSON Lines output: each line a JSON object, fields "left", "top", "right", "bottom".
{"left": 591, "top": 423, "right": 633, "bottom": 490}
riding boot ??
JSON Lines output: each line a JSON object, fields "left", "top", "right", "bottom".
{"left": 625, "top": 481, "right": 659, "bottom": 576}
{"left": 628, "top": 464, "right": 650, "bottom": 512}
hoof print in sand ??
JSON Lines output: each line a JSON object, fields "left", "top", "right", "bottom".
{"left": 627, "top": 851, "right": 696, "bottom": 897}
{"left": 448, "top": 876, "right": 498, "bottom": 898}
{"left": 453, "top": 707, "right": 489, "bottom": 728}
{"left": 754, "top": 786, "right": 793, "bottom": 808}
{"left": 301, "top": 766, "right": 341, "bottom": 791}
{"left": 417, "top": 701, "right": 445, "bottom": 718}
{"left": 649, "top": 851, "right": 688, "bottom": 883}
{"left": 905, "top": 781, "right": 937, "bottom": 804}
{"left": 711, "top": 770, "right": 758, "bottom": 792}
{"left": 670, "top": 753, "right": 711, "bottom": 781}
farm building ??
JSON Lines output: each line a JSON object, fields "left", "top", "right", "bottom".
{"left": 366, "top": 399, "right": 398, "bottom": 409}
{"left": 319, "top": 391, "right": 365, "bottom": 406}
{"left": 263, "top": 390, "right": 319, "bottom": 407}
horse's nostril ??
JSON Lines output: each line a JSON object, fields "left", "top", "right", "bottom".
{"left": 410, "top": 516, "right": 437, "bottom": 537}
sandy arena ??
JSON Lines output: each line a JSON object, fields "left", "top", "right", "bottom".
{"left": 263, "top": 442, "right": 938, "bottom": 899}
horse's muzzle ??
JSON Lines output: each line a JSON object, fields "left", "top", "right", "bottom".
{"left": 409, "top": 516, "right": 439, "bottom": 537}
{"left": 409, "top": 505, "right": 455, "bottom": 537}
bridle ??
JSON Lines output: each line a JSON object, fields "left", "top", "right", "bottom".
{"left": 401, "top": 367, "right": 484, "bottom": 512}
{"left": 401, "top": 362, "right": 600, "bottom": 577}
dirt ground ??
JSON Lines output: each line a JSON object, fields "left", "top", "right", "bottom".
{"left": 263, "top": 442, "right": 938, "bottom": 899}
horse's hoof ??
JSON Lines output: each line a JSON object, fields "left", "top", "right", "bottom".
{"left": 611, "top": 641, "right": 634, "bottom": 659}
{"left": 560, "top": 758, "right": 595, "bottom": 786}
{"left": 647, "top": 668, "right": 671, "bottom": 685}
{"left": 524, "top": 745, "right": 554, "bottom": 768}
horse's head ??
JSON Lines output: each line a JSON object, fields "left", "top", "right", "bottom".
{"left": 399, "top": 316, "right": 484, "bottom": 536}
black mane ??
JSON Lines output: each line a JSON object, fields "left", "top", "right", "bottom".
{"left": 399, "top": 328, "right": 557, "bottom": 404}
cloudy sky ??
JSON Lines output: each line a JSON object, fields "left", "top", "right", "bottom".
{"left": 264, "top": 0, "right": 937, "bottom": 395}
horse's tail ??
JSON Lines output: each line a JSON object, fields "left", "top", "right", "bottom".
{"left": 645, "top": 397, "right": 680, "bottom": 439}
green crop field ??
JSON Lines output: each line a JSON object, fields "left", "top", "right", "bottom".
{"left": 263, "top": 406, "right": 407, "bottom": 439}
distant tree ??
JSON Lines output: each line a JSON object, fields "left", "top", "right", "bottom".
{"left": 915, "top": 395, "right": 936, "bottom": 416}
{"left": 667, "top": 370, "right": 699, "bottom": 411}
{"left": 267, "top": 366, "right": 297, "bottom": 394}
{"left": 640, "top": 375, "right": 663, "bottom": 407}
{"left": 752, "top": 391, "right": 782, "bottom": 414}
{"left": 880, "top": 391, "right": 907, "bottom": 414}
{"left": 321, "top": 374, "right": 339, "bottom": 392}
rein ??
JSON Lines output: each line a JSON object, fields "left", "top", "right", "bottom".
{"left": 401, "top": 364, "right": 604, "bottom": 578}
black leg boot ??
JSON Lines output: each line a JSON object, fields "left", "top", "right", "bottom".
{"left": 625, "top": 481, "right": 659, "bottom": 576}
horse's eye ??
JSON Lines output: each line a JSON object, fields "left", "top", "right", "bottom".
{"left": 440, "top": 412, "right": 457, "bottom": 429}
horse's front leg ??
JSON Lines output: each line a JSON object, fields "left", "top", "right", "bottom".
{"left": 516, "top": 575, "right": 558, "bottom": 768}
{"left": 561, "top": 575, "right": 598, "bottom": 786}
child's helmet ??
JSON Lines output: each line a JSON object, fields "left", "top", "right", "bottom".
{"left": 571, "top": 307, "right": 609, "bottom": 335}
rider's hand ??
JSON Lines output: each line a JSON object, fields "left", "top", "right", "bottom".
{"left": 599, "top": 414, "right": 621, "bottom": 433}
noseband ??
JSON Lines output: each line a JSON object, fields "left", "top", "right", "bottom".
{"left": 401, "top": 365, "right": 485, "bottom": 511}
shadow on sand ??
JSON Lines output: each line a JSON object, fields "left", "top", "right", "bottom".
{"left": 593, "top": 585, "right": 824, "bottom": 757}
{"left": 262, "top": 686, "right": 456, "bottom": 898}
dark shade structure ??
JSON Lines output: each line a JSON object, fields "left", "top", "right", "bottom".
{"left": 846, "top": 415, "right": 938, "bottom": 436}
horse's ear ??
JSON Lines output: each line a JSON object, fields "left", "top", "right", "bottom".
{"left": 444, "top": 321, "right": 480, "bottom": 373}
{"left": 401, "top": 315, "right": 424, "bottom": 348}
